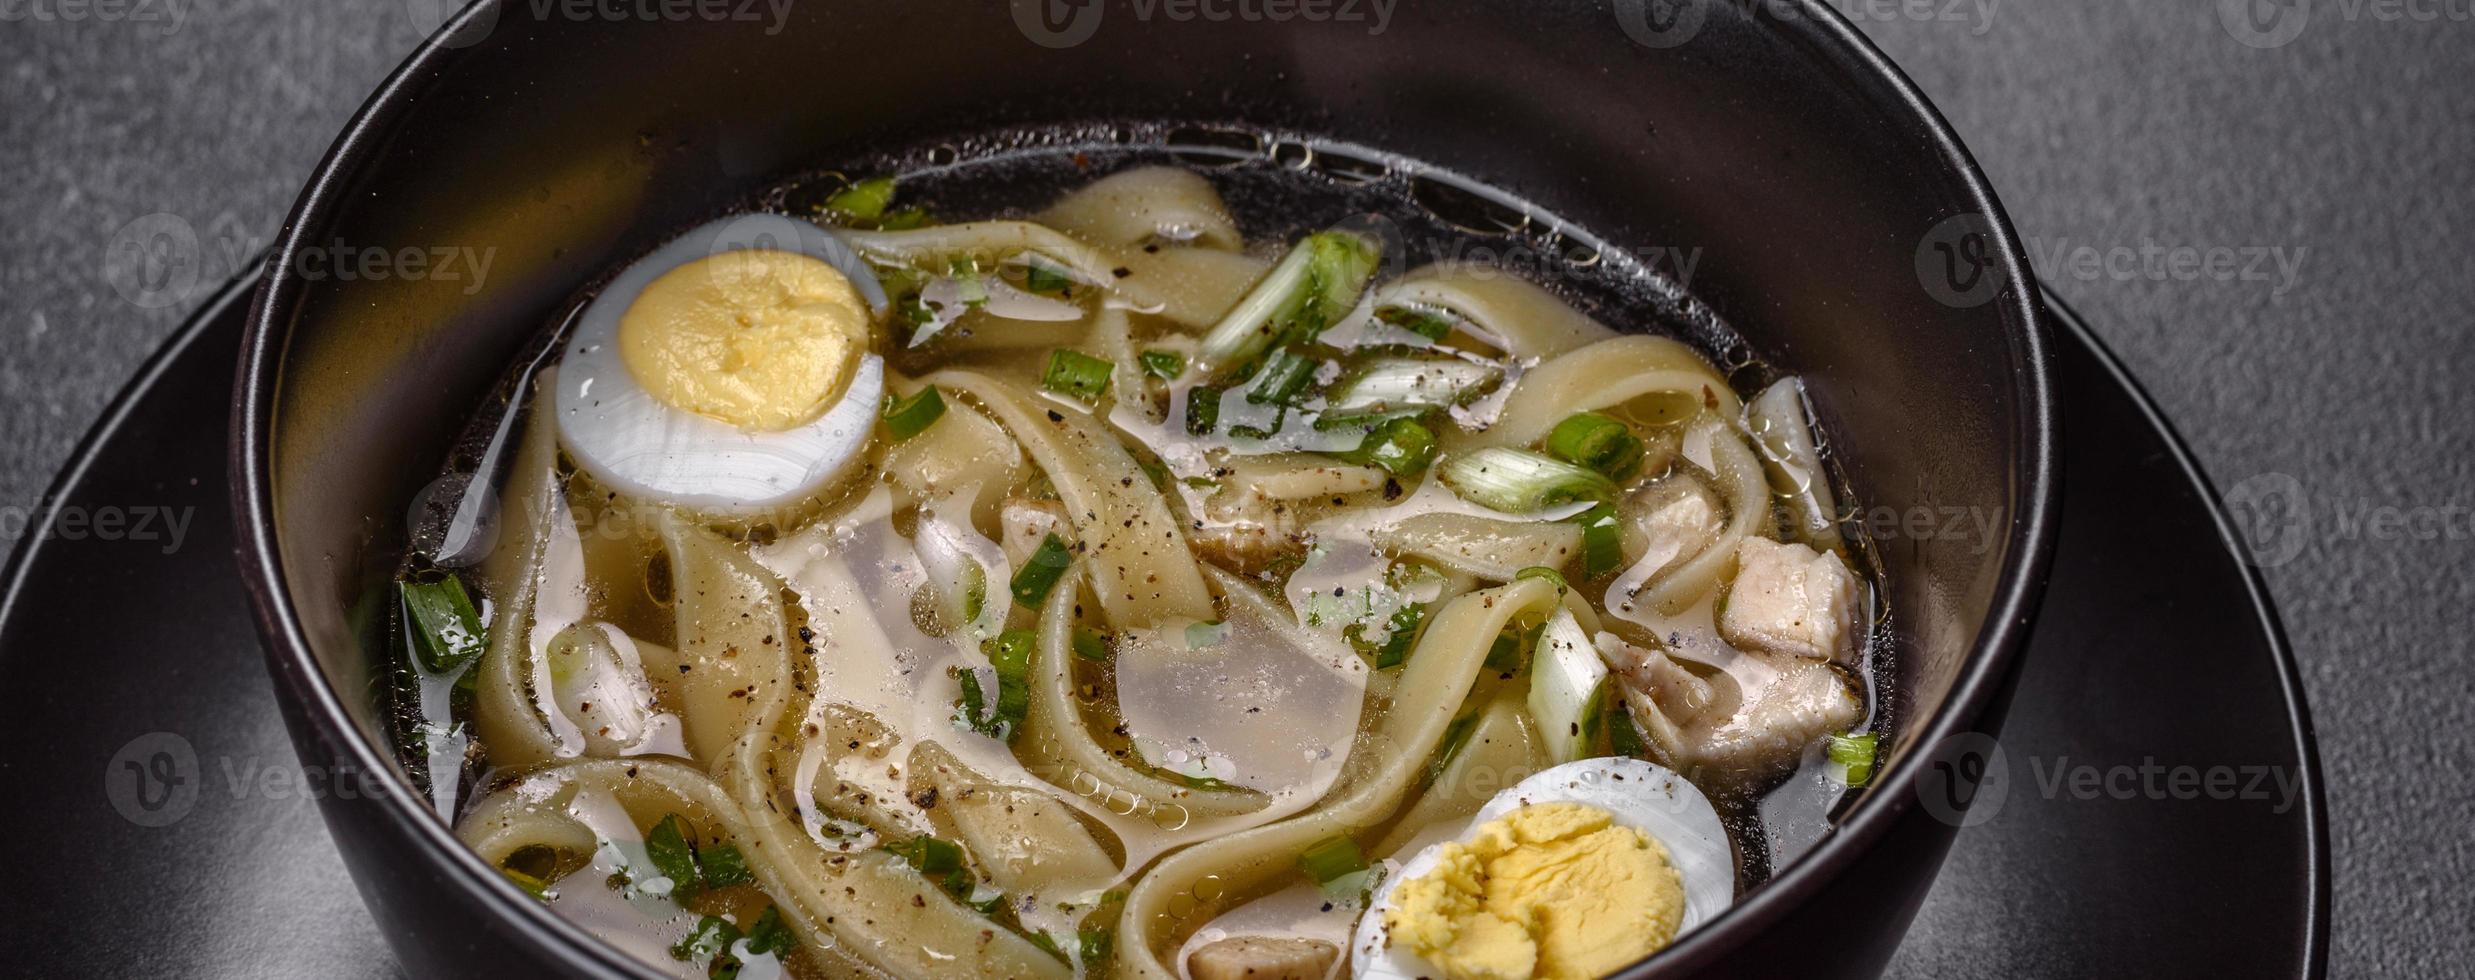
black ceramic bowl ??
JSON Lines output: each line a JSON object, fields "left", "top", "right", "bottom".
{"left": 234, "top": 1, "right": 2057, "bottom": 976}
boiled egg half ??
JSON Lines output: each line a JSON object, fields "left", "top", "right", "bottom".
{"left": 1353, "top": 758, "right": 1735, "bottom": 980}
{"left": 556, "top": 213, "right": 890, "bottom": 518}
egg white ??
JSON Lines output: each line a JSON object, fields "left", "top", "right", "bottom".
{"left": 1351, "top": 757, "right": 1735, "bottom": 980}
{"left": 555, "top": 213, "right": 890, "bottom": 518}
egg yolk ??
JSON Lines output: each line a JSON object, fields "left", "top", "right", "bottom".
{"left": 618, "top": 249, "right": 872, "bottom": 432}
{"left": 1384, "top": 802, "right": 1685, "bottom": 980}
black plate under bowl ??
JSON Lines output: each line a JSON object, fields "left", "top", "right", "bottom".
{"left": 0, "top": 275, "right": 2326, "bottom": 977}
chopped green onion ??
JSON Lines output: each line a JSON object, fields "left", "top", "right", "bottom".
{"left": 1244, "top": 347, "right": 1323, "bottom": 407}
{"left": 1347, "top": 603, "right": 1425, "bottom": 670}
{"left": 1609, "top": 694, "right": 1650, "bottom": 758}
{"left": 1184, "top": 386, "right": 1223, "bottom": 436}
{"left": 950, "top": 257, "right": 989, "bottom": 308}
{"left": 965, "top": 884, "right": 1008, "bottom": 915}
{"left": 877, "top": 206, "right": 932, "bottom": 230}
{"left": 1375, "top": 305, "right": 1457, "bottom": 342}
{"left": 698, "top": 842, "right": 753, "bottom": 889}
{"left": 1828, "top": 731, "right": 1880, "bottom": 786}
{"left": 1577, "top": 504, "right": 1624, "bottom": 579}
{"left": 881, "top": 386, "right": 947, "bottom": 442}
{"left": 959, "top": 631, "right": 1033, "bottom": 741}
{"left": 1010, "top": 534, "right": 1072, "bottom": 609}
{"left": 1438, "top": 447, "right": 1620, "bottom": 514}
{"left": 824, "top": 176, "right": 897, "bottom": 223}
{"left": 1071, "top": 627, "right": 1112, "bottom": 663}
{"left": 1140, "top": 349, "right": 1187, "bottom": 380}
{"left": 984, "top": 630, "right": 1035, "bottom": 676}
{"left": 1078, "top": 926, "right": 1115, "bottom": 966}
{"left": 669, "top": 915, "right": 742, "bottom": 965}
{"left": 1296, "top": 835, "right": 1368, "bottom": 885}
{"left": 1484, "top": 631, "right": 1527, "bottom": 674}
{"left": 644, "top": 814, "right": 701, "bottom": 894}
{"left": 744, "top": 906, "right": 797, "bottom": 956}
{"left": 1338, "top": 416, "right": 1438, "bottom": 479}
{"left": 888, "top": 835, "right": 967, "bottom": 876}
{"left": 1424, "top": 711, "right": 1481, "bottom": 787}
{"left": 1019, "top": 253, "right": 1077, "bottom": 296}
{"left": 402, "top": 576, "right": 487, "bottom": 674}
{"left": 1324, "top": 356, "right": 1501, "bottom": 419}
{"left": 1228, "top": 412, "right": 1284, "bottom": 440}
{"left": 1197, "top": 230, "right": 1382, "bottom": 371}
{"left": 1042, "top": 349, "right": 1115, "bottom": 404}
{"left": 1515, "top": 566, "right": 1569, "bottom": 592}
{"left": 1544, "top": 412, "right": 1646, "bottom": 480}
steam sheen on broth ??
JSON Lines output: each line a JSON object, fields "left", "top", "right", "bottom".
{"left": 390, "top": 158, "right": 1883, "bottom": 980}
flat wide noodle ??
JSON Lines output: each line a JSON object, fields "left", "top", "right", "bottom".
{"left": 1113, "top": 577, "right": 1566, "bottom": 980}
{"left": 845, "top": 220, "right": 1122, "bottom": 285}
{"left": 473, "top": 369, "right": 572, "bottom": 769}
{"left": 1024, "top": 566, "right": 1269, "bottom": 819}
{"left": 642, "top": 509, "right": 793, "bottom": 770}
{"left": 925, "top": 369, "right": 1214, "bottom": 627}
{"left": 1484, "top": 334, "right": 1742, "bottom": 449}
{"left": 714, "top": 587, "right": 1077, "bottom": 979}
{"left": 1036, "top": 165, "right": 1243, "bottom": 251}
{"left": 1372, "top": 262, "right": 1618, "bottom": 361}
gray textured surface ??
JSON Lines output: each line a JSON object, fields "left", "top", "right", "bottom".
{"left": 1, "top": 1, "right": 2465, "bottom": 975}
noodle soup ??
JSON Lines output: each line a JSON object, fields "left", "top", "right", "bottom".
{"left": 389, "top": 153, "right": 1883, "bottom": 980}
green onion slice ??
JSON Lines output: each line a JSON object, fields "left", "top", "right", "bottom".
{"left": 1042, "top": 349, "right": 1115, "bottom": 404}
{"left": 1324, "top": 356, "right": 1501, "bottom": 419}
{"left": 1338, "top": 416, "right": 1438, "bottom": 479}
{"left": 1296, "top": 835, "right": 1368, "bottom": 885}
{"left": 1197, "top": 230, "right": 1382, "bottom": 372}
{"left": 881, "top": 386, "right": 947, "bottom": 442}
{"left": 402, "top": 576, "right": 487, "bottom": 674}
{"left": 1010, "top": 534, "right": 1072, "bottom": 609}
{"left": 643, "top": 813, "right": 701, "bottom": 894}
{"left": 1183, "top": 386, "right": 1223, "bottom": 436}
{"left": 1071, "top": 627, "right": 1112, "bottom": 663}
{"left": 1243, "top": 347, "right": 1322, "bottom": 406}
{"left": 824, "top": 176, "right": 896, "bottom": 223}
{"left": 1577, "top": 504, "right": 1624, "bottom": 579}
{"left": 1544, "top": 412, "right": 1646, "bottom": 480}
{"left": 1438, "top": 447, "right": 1620, "bottom": 514}
{"left": 1139, "top": 349, "right": 1187, "bottom": 380}
{"left": 1828, "top": 731, "right": 1879, "bottom": 786}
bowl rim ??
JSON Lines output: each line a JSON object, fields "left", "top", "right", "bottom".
{"left": 231, "top": 2, "right": 2060, "bottom": 976}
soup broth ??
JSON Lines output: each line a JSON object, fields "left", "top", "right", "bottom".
{"left": 388, "top": 134, "right": 1886, "bottom": 980}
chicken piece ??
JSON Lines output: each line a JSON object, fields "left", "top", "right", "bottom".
{"left": 1719, "top": 537, "right": 1862, "bottom": 663}
{"left": 999, "top": 497, "right": 1069, "bottom": 570}
{"left": 1619, "top": 470, "right": 1725, "bottom": 576}
{"left": 1598, "top": 633, "right": 1859, "bottom": 791}
{"left": 1187, "top": 936, "right": 1341, "bottom": 980}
